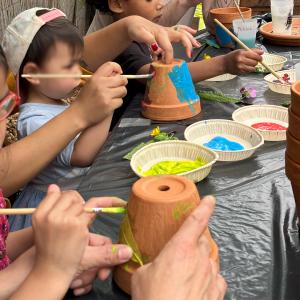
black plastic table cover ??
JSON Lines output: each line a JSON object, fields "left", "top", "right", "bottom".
{"left": 67, "top": 41, "right": 300, "bottom": 300}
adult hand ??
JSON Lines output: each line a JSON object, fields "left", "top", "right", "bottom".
{"left": 72, "top": 62, "right": 127, "bottom": 127}
{"left": 223, "top": 49, "right": 264, "bottom": 74}
{"left": 124, "top": 16, "right": 200, "bottom": 63}
{"left": 70, "top": 197, "right": 132, "bottom": 296}
{"left": 32, "top": 185, "right": 94, "bottom": 284}
{"left": 131, "top": 196, "right": 227, "bottom": 300}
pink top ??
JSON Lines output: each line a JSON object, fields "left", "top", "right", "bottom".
{"left": 0, "top": 189, "right": 10, "bottom": 270}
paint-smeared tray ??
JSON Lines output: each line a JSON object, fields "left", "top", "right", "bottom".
{"left": 256, "top": 53, "right": 287, "bottom": 73}
{"left": 259, "top": 19, "right": 300, "bottom": 46}
{"left": 130, "top": 140, "right": 218, "bottom": 183}
{"left": 205, "top": 73, "right": 237, "bottom": 82}
{"left": 264, "top": 69, "right": 295, "bottom": 95}
{"left": 184, "top": 119, "right": 264, "bottom": 161}
{"left": 232, "top": 105, "right": 288, "bottom": 141}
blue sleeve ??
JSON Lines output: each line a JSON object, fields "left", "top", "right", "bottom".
{"left": 17, "top": 112, "right": 78, "bottom": 167}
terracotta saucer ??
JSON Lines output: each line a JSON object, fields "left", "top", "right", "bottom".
{"left": 259, "top": 18, "right": 300, "bottom": 46}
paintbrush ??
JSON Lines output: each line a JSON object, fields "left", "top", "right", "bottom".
{"left": 233, "top": 0, "right": 245, "bottom": 22}
{"left": 21, "top": 73, "right": 154, "bottom": 80}
{"left": 0, "top": 207, "right": 127, "bottom": 215}
{"left": 214, "top": 19, "right": 286, "bottom": 84}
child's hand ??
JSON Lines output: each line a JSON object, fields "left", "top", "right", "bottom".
{"left": 223, "top": 49, "right": 264, "bottom": 74}
{"left": 124, "top": 16, "right": 199, "bottom": 63}
{"left": 70, "top": 197, "right": 132, "bottom": 296}
{"left": 32, "top": 185, "right": 93, "bottom": 283}
{"left": 73, "top": 62, "right": 127, "bottom": 127}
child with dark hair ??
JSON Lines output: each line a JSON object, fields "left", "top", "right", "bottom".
{"left": 92, "top": 0, "right": 263, "bottom": 90}
{"left": 2, "top": 8, "right": 128, "bottom": 231}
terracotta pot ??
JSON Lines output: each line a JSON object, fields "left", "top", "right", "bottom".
{"left": 288, "top": 107, "right": 300, "bottom": 141}
{"left": 141, "top": 59, "right": 201, "bottom": 121}
{"left": 209, "top": 7, "right": 252, "bottom": 48}
{"left": 114, "top": 175, "right": 219, "bottom": 295}
{"left": 286, "top": 152, "right": 300, "bottom": 183}
{"left": 291, "top": 183, "right": 300, "bottom": 218}
{"left": 286, "top": 130, "right": 300, "bottom": 165}
{"left": 291, "top": 81, "right": 300, "bottom": 116}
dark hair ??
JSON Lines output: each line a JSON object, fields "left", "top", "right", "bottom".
{"left": 0, "top": 45, "right": 8, "bottom": 74}
{"left": 19, "top": 9, "right": 84, "bottom": 100}
{"left": 87, "top": 0, "right": 111, "bottom": 14}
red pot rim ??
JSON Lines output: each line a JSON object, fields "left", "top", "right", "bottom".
{"left": 210, "top": 7, "right": 251, "bottom": 15}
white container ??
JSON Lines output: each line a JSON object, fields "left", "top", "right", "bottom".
{"left": 264, "top": 69, "right": 295, "bottom": 95}
{"left": 130, "top": 140, "right": 218, "bottom": 183}
{"left": 232, "top": 105, "right": 288, "bottom": 141}
{"left": 184, "top": 119, "right": 264, "bottom": 161}
{"left": 233, "top": 18, "right": 258, "bottom": 48}
{"left": 271, "top": 0, "right": 294, "bottom": 34}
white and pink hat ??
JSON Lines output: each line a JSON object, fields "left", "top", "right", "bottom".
{"left": 2, "top": 7, "right": 66, "bottom": 76}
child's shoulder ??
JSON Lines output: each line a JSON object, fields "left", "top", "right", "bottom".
{"left": 17, "top": 103, "right": 68, "bottom": 135}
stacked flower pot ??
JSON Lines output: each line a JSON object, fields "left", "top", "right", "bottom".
{"left": 286, "top": 81, "right": 300, "bottom": 217}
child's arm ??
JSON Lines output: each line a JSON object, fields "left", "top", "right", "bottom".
{"left": 137, "top": 49, "right": 264, "bottom": 82}
{"left": 70, "top": 62, "right": 126, "bottom": 167}
{"left": 84, "top": 15, "right": 196, "bottom": 71}
{"left": 6, "top": 227, "right": 33, "bottom": 261}
{"left": 0, "top": 247, "right": 35, "bottom": 299}
{"left": 70, "top": 114, "right": 112, "bottom": 167}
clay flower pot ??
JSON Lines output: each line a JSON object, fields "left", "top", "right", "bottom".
{"left": 286, "top": 130, "right": 300, "bottom": 165}
{"left": 286, "top": 153, "right": 300, "bottom": 182}
{"left": 209, "top": 7, "right": 252, "bottom": 48}
{"left": 288, "top": 107, "right": 300, "bottom": 141}
{"left": 141, "top": 59, "right": 201, "bottom": 121}
{"left": 291, "top": 81, "right": 300, "bottom": 116}
{"left": 286, "top": 153, "right": 300, "bottom": 217}
{"left": 114, "top": 175, "right": 219, "bottom": 295}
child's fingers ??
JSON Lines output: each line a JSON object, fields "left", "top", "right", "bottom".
{"left": 173, "top": 25, "right": 197, "bottom": 35}
{"left": 34, "top": 184, "right": 62, "bottom": 217}
{"left": 85, "top": 197, "right": 127, "bottom": 209}
{"left": 95, "top": 62, "right": 123, "bottom": 77}
{"left": 105, "top": 75, "right": 128, "bottom": 88}
{"left": 241, "top": 57, "right": 260, "bottom": 67}
{"left": 52, "top": 190, "right": 84, "bottom": 213}
{"left": 88, "top": 233, "right": 112, "bottom": 247}
{"left": 154, "top": 29, "right": 174, "bottom": 64}
{"left": 98, "top": 267, "right": 112, "bottom": 280}
{"left": 110, "top": 86, "right": 128, "bottom": 99}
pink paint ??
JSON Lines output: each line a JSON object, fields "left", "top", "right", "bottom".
{"left": 251, "top": 122, "right": 287, "bottom": 131}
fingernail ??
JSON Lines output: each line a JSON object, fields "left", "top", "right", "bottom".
{"left": 74, "top": 288, "right": 85, "bottom": 296}
{"left": 151, "top": 43, "right": 159, "bottom": 52}
{"left": 118, "top": 246, "right": 133, "bottom": 262}
{"left": 71, "top": 279, "right": 83, "bottom": 288}
{"left": 196, "top": 41, "right": 201, "bottom": 47}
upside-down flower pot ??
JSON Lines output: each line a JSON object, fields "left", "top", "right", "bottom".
{"left": 141, "top": 59, "right": 201, "bottom": 121}
{"left": 114, "top": 175, "right": 219, "bottom": 294}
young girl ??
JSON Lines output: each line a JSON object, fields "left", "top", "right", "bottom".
{"left": 1, "top": 8, "right": 129, "bottom": 231}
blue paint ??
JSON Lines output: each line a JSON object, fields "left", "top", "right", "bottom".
{"left": 168, "top": 62, "right": 200, "bottom": 112}
{"left": 204, "top": 136, "right": 244, "bottom": 151}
